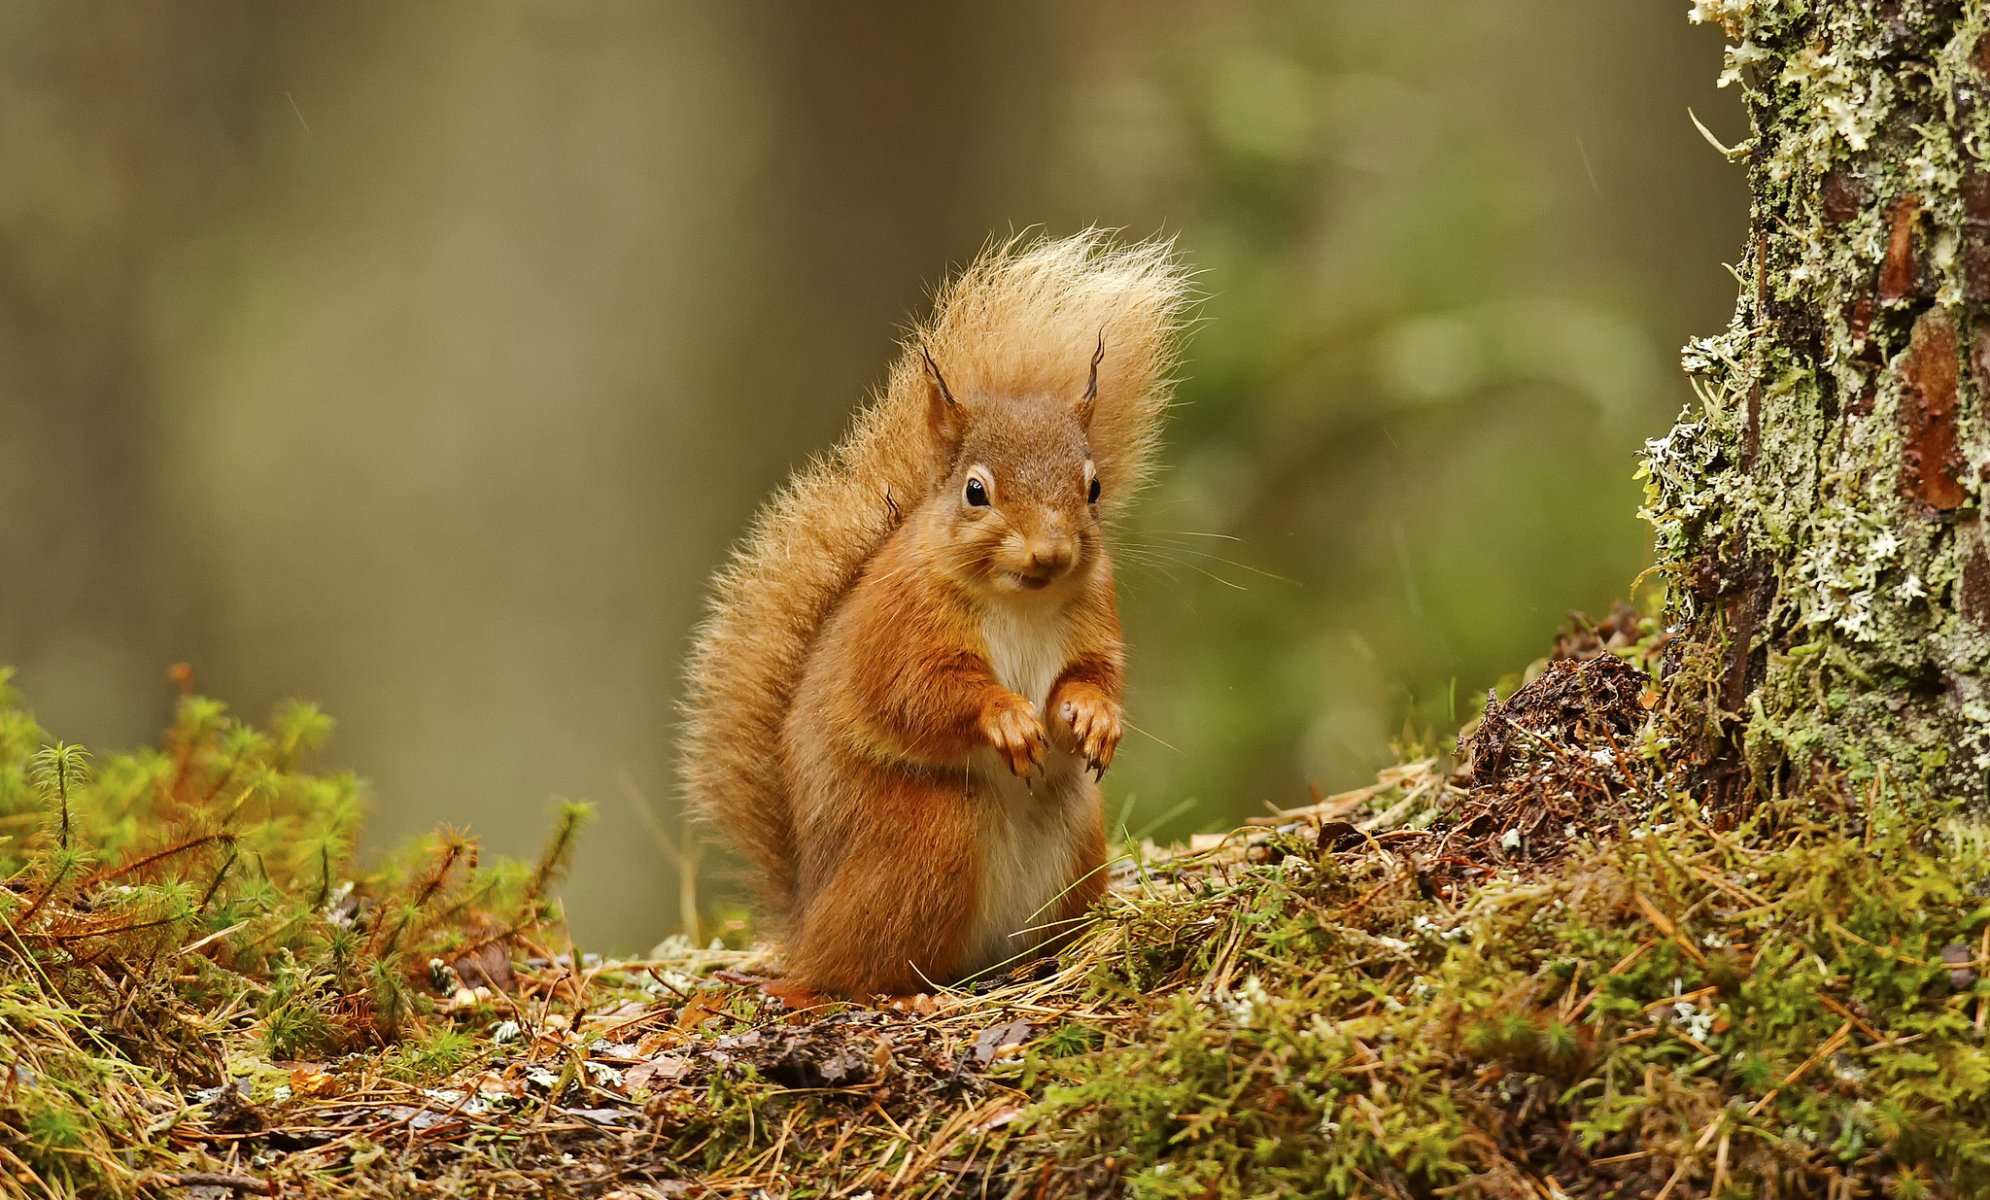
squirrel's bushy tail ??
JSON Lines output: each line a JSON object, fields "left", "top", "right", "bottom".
{"left": 680, "top": 231, "right": 1192, "bottom": 922}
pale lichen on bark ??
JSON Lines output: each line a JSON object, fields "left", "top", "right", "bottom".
{"left": 1643, "top": 1, "right": 1990, "bottom": 797}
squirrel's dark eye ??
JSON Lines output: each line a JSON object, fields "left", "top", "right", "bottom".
{"left": 965, "top": 477, "right": 990, "bottom": 507}
{"left": 1088, "top": 477, "right": 1101, "bottom": 505}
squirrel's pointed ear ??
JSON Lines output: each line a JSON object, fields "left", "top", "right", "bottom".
{"left": 922, "top": 346, "right": 965, "bottom": 449}
{"left": 1075, "top": 333, "right": 1105, "bottom": 429}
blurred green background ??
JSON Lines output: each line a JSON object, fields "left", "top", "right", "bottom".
{"left": 0, "top": 3, "right": 1742, "bottom": 952}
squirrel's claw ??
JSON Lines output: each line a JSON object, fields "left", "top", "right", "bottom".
{"left": 1054, "top": 683, "right": 1121, "bottom": 784}
{"left": 1006, "top": 743, "right": 1035, "bottom": 778}
{"left": 981, "top": 692, "right": 1047, "bottom": 779}
{"left": 1090, "top": 730, "right": 1117, "bottom": 776}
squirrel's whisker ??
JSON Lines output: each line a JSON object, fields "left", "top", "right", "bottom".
{"left": 1119, "top": 716, "right": 1179, "bottom": 754}
{"left": 1115, "top": 539, "right": 1297, "bottom": 586}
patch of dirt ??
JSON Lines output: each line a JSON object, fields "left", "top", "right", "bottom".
{"left": 1216, "top": 609, "right": 1666, "bottom": 904}
{"left": 1443, "top": 648, "right": 1655, "bottom": 867}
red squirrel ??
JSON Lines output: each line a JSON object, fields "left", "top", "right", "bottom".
{"left": 682, "top": 233, "right": 1190, "bottom": 997}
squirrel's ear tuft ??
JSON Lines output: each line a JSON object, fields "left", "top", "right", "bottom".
{"left": 1074, "top": 332, "right": 1105, "bottom": 429}
{"left": 922, "top": 346, "right": 965, "bottom": 450}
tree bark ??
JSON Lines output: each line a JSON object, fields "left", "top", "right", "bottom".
{"left": 1645, "top": 2, "right": 1990, "bottom": 802}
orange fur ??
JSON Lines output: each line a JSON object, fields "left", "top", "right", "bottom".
{"left": 681, "top": 232, "right": 1191, "bottom": 995}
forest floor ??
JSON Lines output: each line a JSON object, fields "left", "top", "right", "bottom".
{"left": 5, "top": 610, "right": 1990, "bottom": 1199}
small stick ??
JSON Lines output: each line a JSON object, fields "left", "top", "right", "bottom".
{"left": 1746, "top": 1018, "right": 1854, "bottom": 1118}
{"left": 1566, "top": 940, "right": 1653, "bottom": 1022}
{"left": 163, "top": 1173, "right": 272, "bottom": 1196}
{"left": 1632, "top": 891, "right": 1710, "bottom": 969}
{"left": 1978, "top": 924, "right": 1989, "bottom": 1033}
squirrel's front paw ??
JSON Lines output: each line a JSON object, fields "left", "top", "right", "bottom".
{"left": 979, "top": 691, "right": 1046, "bottom": 777}
{"left": 1052, "top": 681, "right": 1122, "bottom": 780}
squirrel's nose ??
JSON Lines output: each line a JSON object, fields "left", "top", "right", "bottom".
{"left": 1025, "top": 539, "right": 1075, "bottom": 575}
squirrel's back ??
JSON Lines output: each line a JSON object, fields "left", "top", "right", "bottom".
{"left": 680, "top": 231, "right": 1191, "bottom": 921}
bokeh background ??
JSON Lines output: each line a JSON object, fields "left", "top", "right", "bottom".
{"left": 0, "top": 3, "right": 1743, "bottom": 952}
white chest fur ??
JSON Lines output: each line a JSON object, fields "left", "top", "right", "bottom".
{"left": 978, "top": 602, "right": 1069, "bottom": 710}
{"left": 964, "top": 601, "right": 1091, "bottom": 977}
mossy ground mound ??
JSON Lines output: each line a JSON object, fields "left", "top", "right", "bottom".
{"left": 3, "top": 627, "right": 1989, "bottom": 1199}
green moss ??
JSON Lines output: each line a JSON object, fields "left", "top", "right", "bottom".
{"left": 0, "top": 676, "right": 583, "bottom": 1197}
{"left": 1014, "top": 796, "right": 1990, "bottom": 1196}
{"left": 380, "top": 1028, "right": 484, "bottom": 1083}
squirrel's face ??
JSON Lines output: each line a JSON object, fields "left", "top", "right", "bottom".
{"left": 919, "top": 340, "right": 1110, "bottom": 600}
{"left": 927, "top": 395, "right": 1104, "bottom": 600}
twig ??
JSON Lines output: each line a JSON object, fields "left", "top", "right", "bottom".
{"left": 162, "top": 1172, "right": 272, "bottom": 1195}
{"left": 1746, "top": 1018, "right": 1854, "bottom": 1118}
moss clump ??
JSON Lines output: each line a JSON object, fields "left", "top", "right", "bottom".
{"left": 1020, "top": 796, "right": 1990, "bottom": 1197}
{"left": 0, "top": 669, "right": 585, "bottom": 1197}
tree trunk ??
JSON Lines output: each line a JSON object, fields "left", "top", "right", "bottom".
{"left": 1644, "top": 2, "right": 1990, "bottom": 803}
